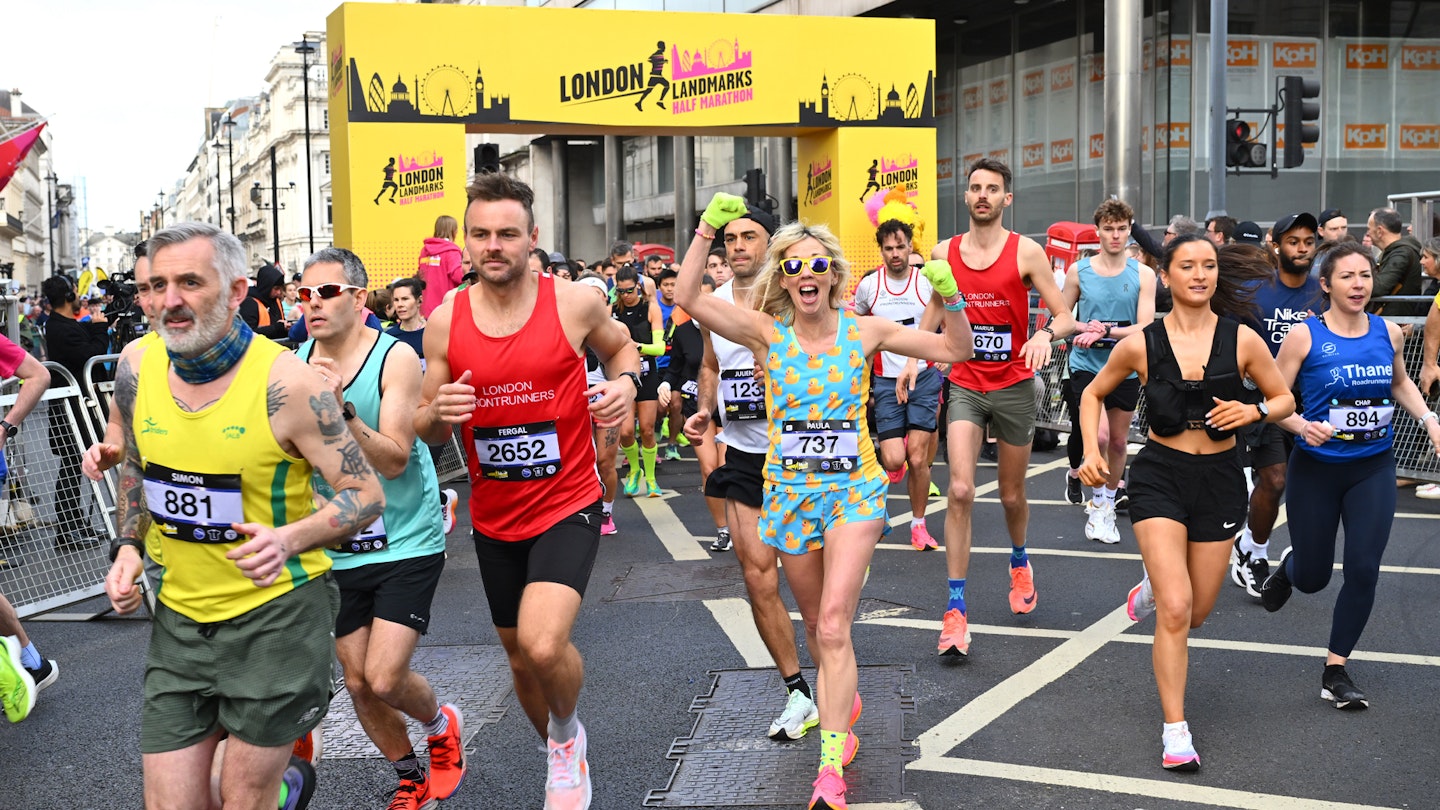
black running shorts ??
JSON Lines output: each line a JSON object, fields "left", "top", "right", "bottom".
{"left": 472, "top": 500, "right": 602, "bottom": 628}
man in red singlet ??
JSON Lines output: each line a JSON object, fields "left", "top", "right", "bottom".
{"left": 921, "top": 158, "right": 1074, "bottom": 658}
{"left": 415, "top": 173, "right": 640, "bottom": 810}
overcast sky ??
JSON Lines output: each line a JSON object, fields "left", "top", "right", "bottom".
{"left": 6, "top": 0, "right": 349, "bottom": 232}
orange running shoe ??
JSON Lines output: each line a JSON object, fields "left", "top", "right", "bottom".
{"left": 937, "top": 608, "right": 971, "bottom": 657}
{"left": 291, "top": 726, "right": 322, "bottom": 766}
{"left": 1009, "top": 561, "right": 1038, "bottom": 615}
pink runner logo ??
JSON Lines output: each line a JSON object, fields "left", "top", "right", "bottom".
{"left": 671, "top": 39, "right": 752, "bottom": 80}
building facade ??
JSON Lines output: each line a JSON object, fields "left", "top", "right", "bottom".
{"left": 0, "top": 89, "right": 78, "bottom": 293}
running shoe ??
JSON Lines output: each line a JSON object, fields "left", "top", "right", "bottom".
{"left": 767, "top": 689, "right": 819, "bottom": 741}
{"left": 1084, "top": 500, "right": 1121, "bottom": 544}
{"left": 1260, "top": 547, "right": 1294, "bottom": 613}
{"left": 1064, "top": 473, "right": 1083, "bottom": 505}
{"left": 622, "top": 470, "right": 642, "bottom": 498}
{"left": 1009, "top": 561, "right": 1038, "bottom": 614}
{"left": 1228, "top": 538, "right": 1252, "bottom": 591}
{"left": 676, "top": 434, "right": 691, "bottom": 447}
{"left": 849, "top": 691, "right": 862, "bottom": 728}
{"left": 278, "top": 756, "right": 317, "bottom": 810}
{"left": 291, "top": 726, "right": 323, "bottom": 766}
{"left": 1244, "top": 555, "right": 1270, "bottom": 600}
{"left": 980, "top": 442, "right": 997, "bottom": 462}
{"left": 1, "top": 635, "right": 35, "bottom": 724}
{"left": 910, "top": 523, "right": 938, "bottom": 551}
{"left": 1127, "top": 577, "right": 1155, "bottom": 622}
{"left": 1417, "top": 483, "right": 1440, "bottom": 499}
{"left": 545, "top": 721, "right": 591, "bottom": 810}
{"left": 386, "top": 775, "right": 435, "bottom": 810}
{"left": 427, "top": 703, "right": 467, "bottom": 799}
{"left": 1322, "top": 666, "right": 1370, "bottom": 710}
{"left": 842, "top": 692, "right": 862, "bottom": 766}
{"left": 440, "top": 489, "right": 458, "bottom": 535}
{"left": 663, "top": 445, "right": 682, "bottom": 462}
{"left": 709, "top": 528, "right": 732, "bottom": 552}
{"left": 600, "top": 515, "right": 617, "bottom": 536}
{"left": 1161, "top": 723, "right": 1201, "bottom": 772}
{"left": 937, "top": 608, "right": 971, "bottom": 657}
{"left": 24, "top": 658, "right": 57, "bottom": 693}
{"left": 807, "top": 765, "right": 847, "bottom": 810}
{"left": 928, "top": 481, "right": 941, "bottom": 498}
{"left": 1114, "top": 481, "right": 1129, "bottom": 512}
{"left": 886, "top": 464, "right": 906, "bottom": 485}
{"left": 645, "top": 477, "right": 662, "bottom": 498}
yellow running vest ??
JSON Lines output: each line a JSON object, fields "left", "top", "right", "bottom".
{"left": 135, "top": 336, "right": 330, "bottom": 622}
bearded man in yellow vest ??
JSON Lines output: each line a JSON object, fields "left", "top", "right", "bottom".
{"left": 102, "top": 222, "right": 386, "bottom": 810}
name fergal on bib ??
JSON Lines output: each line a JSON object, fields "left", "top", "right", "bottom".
{"left": 474, "top": 421, "right": 563, "bottom": 480}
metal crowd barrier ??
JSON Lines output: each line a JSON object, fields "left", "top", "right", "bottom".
{"left": 1, "top": 363, "right": 117, "bottom": 619}
{"left": 1031, "top": 300, "right": 1440, "bottom": 484}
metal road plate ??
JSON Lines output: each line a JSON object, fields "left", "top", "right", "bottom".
{"left": 320, "top": 644, "right": 511, "bottom": 759}
{"left": 606, "top": 561, "right": 748, "bottom": 603}
{"left": 646, "top": 665, "right": 918, "bottom": 807}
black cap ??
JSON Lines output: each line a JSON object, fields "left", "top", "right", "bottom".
{"left": 1233, "top": 221, "right": 1265, "bottom": 245}
{"left": 1272, "top": 212, "right": 1319, "bottom": 241}
{"left": 547, "top": 251, "right": 567, "bottom": 264}
{"left": 1318, "top": 208, "right": 1344, "bottom": 226}
{"left": 724, "top": 204, "right": 777, "bottom": 238}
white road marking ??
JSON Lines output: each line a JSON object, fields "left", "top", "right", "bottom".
{"left": 888, "top": 457, "right": 1071, "bottom": 527}
{"left": 634, "top": 490, "right": 711, "bottom": 561}
{"left": 703, "top": 597, "right": 775, "bottom": 669}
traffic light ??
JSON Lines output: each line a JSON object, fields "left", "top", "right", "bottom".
{"left": 743, "top": 167, "right": 766, "bottom": 209}
{"left": 474, "top": 143, "right": 501, "bottom": 175}
{"left": 1226, "top": 119, "right": 1267, "bottom": 168}
{"left": 1281, "top": 76, "right": 1321, "bottom": 168}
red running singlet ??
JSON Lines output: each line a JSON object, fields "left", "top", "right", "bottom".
{"left": 449, "top": 273, "right": 601, "bottom": 540}
{"left": 946, "top": 232, "right": 1034, "bottom": 393}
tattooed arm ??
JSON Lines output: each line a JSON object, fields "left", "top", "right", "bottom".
{"left": 309, "top": 345, "right": 420, "bottom": 479}
{"left": 226, "top": 352, "right": 386, "bottom": 587}
{"left": 103, "top": 349, "right": 148, "bottom": 613}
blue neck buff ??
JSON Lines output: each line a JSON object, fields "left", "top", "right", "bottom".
{"left": 168, "top": 315, "right": 254, "bottom": 385}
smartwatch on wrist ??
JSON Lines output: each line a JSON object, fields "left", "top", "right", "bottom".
{"left": 1255, "top": 401, "right": 1270, "bottom": 422}
{"left": 341, "top": 401, "right": 357, "bottom": 421}
{"left": 109, "top": 537, "right": 142, "bottom": 563}
{"left": 619, "top": 371, "right": 643, "bottom": 392}
{"left": 0, "top": 420, "right": 17, "bottom": 439}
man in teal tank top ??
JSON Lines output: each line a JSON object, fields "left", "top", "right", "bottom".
{"left": 297, "top": 247, "right": 467, "bottom": 809}
{"left": 1060, "top": 199, "right": 1157, "bottom": 544}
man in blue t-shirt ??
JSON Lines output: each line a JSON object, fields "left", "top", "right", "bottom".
{"left": 1233, "top": 212, "right": 1325, "bottom": 598}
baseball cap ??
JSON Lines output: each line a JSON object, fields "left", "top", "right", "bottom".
{"left": 1318, "top": 208, "right": 1344, "bottom": 226}
{"left": 724, "top": 204, "right": 777, "bottom": 238}
{"left": 1272, "top": 212, "right": 1319, "bottom": 241}
{"left": 1233, "top": 221, "right": 1265, "bottom": 245}
{"left": 547, "top": 251, "right": 567, "bottom": 264}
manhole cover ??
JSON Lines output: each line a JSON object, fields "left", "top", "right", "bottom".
{"left": 645, "top": 665, "right": 917, "bottom": 806}
{"left": 321, "top": 645, "right": 511, "bottom": 759}
{"left": 607, "top": 561, "right": 748, "bottom": 603}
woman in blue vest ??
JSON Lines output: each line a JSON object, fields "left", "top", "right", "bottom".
{"left": 1261, "top": 241, "right": 1440, "bottom": 709}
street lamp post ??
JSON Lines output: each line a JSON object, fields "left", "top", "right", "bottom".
{"left": 251, "top": 149, "right": 295, "bottom": 268}
{"left": 213, "top": 139, "right": 224, "bottom": 229}
{"left": 44, "top": 172, "right": 57, "bottom": 274}
{"left": 295, "top": 36, "right": 317, "bottom": 255}
{"left": 223, "top": 115, "right": 237, "bottom": 234}
{"left": 156, "top": 189, "right": 165, "bottom": 231}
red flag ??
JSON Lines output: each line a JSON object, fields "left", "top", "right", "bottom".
{"left": 0, "top": 121, "right": 46, "bottom": 194}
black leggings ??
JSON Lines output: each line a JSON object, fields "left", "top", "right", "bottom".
{"left": 1283, "top": 446, "right": 1396, "bottom": 658}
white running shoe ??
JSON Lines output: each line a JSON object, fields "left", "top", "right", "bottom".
{"left": 1084, "top": 499, "right": 1121, "bottom": 544}
{"left": 440, "top": 488, "right": 458, "bottom": 535}
{"left": 1127, "top": 576, "right": 1155, "bottom": 622}
{"left": 544, "top": 721, "right": 591, "bottom": 810}
{"left": 766, "top": 689, "right": 819, "bottom": 741}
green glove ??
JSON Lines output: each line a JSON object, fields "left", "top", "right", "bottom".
{"left": 701, "top": 193, "right": 749, "bottom": 230}
{"left": 921, "top": 259, "right": 959, "bottom": 300}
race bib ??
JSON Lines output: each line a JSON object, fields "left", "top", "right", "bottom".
{"left": 1329, "top": 397, "right": 1394, "bottom": 442}
{"left": 143, "top": 463, "right": 245, "bottom": 544}
{"left": 474, "top": 421, "right": 562, "bottom": 481}
{"left": 779, "top": 420, "right": 860, "bottom": 473}
{"left": 681, "top": 379, "right": 699, "bottom": 400}
{"left": 639, "top": 358, "right": 652, "bottom": 375}
{"left": 972, "top": 324, "right": 1013, "bottom": 362}
{"left": 335, "top": 516, "right": 388, "bottom": 554}
{"left": 721, "top": 369, "right": 765, "bottom": 421}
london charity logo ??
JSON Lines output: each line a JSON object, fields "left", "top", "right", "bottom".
{"left": 559, "top": 38, "right": 754, "bottom": 115}
{"left": 804, "top": 157, "right": 833, "bottom": 205}
{"left": 374, "top": 151, "right": 446, "bottom": 206}
{"left": 860, "top": 154, "right": 919, "bottom": 202}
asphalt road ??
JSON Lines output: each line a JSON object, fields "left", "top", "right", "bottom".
{"left": 5, "top": 442, "right": 1440, "bottom": 809}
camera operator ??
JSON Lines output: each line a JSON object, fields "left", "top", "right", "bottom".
{"left": 40, "top": 275, "right": 109, "bottom": 550}
{"left": 97, "top": 272, "right": 144, "bottom": 348}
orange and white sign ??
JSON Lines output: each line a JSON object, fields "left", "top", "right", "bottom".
{"left": 989, "top": 79, "right": 1009, "bottom": 105}
{"left": 1050, "top": 63, "right": 1075, "bottom": 91}
{"left": 962, "top": 86, "right": 982, "bottom": 111}
{"left": 1155, "top": 122, "right": 1191, "bottom": 150}
{"left": 1022, "top": 70, "right": 1044, "bottom": 98}
{"left": 1399, "top": 124, "right": 1440, "bottom": 150}
{"left": 1272, "top": 41, "right": 1318, "bottom": 70}
{"left": 1022, "top": 143, "right": 1046, "bottom": 168}
{"left": 1400, "top": 44, "right": 1440, "bottom": 70}
{"left": 1087, "top": 55, "right": 1105, "bottom": 83}
{"left": 1088, "top": 133, "right": 1104, "bottom": 160}
{"left": 1344, "top": 123, "right": 1388, "bottom": 149}
{"left": 1050, "top": 138, "right": 1074, "bottom": 164}
{"left": 1345, "top": 43, "right": 1390, "bottom": 70}
{"left": 1227, "top": 40, "right": 1260, "bottom": 68}
{"left": 987, "top": 148, "right": 1010, "bottom": 163}
{"left": 1156, "top": 38, "right": 1191, "bottom": 68}
{"left": 937, "top": 156, "right": 955, "bottom": 180}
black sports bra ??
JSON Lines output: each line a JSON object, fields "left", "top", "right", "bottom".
{"left": 1143, "top": 318, "right": 1248, "bottom": 441}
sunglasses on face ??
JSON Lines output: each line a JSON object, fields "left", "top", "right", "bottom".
{"left": 297, "top": 283, "right": 364, "bottom": 303}
{"left": 617, "top": 286, "right": 639, "bottom": 295}
{"left": 780, "top": 256, "right": 833, "bottom": 276}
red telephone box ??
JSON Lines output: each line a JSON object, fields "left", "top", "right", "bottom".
{"left": 1044, "top": 221, "right": 1101, "bottom": 276}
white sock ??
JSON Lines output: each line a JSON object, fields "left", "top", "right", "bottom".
{"left": 1162, "top": 720, "right": 1189, "bottom": 737}
{"left": 1238, "top": 526, "right": 1259, "bottom": 556}
{"left": 1250, "top": 541, "right": 1269, "bottom": 561}
{"left": 911, "top": 518, "right": 925, "bottom": 529}
{"left": 1096, "top": 487, "right": 1115, "bottom": 505}
{"left": 602, "top": 501, "right": 613, "bottom": 516}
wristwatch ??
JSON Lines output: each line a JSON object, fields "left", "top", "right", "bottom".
{"left": 619, "top": 371, "right": 643, "bottom": 392}
{"left": 1255, "top": 400, "right": 1270, "bottom": 422}
{"left": 109, "top": 536, "right": 142, "bottom": 563}
{"left": 341, "top": 401, "right": 357, "bottom": 421}
{"left": 0, "top": 420, "right": 17, "bottom": 439}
